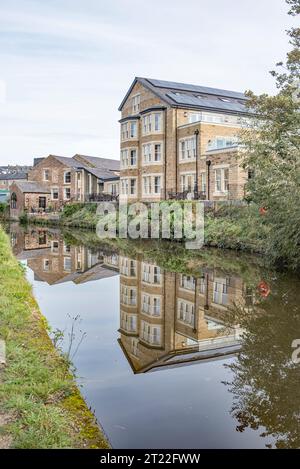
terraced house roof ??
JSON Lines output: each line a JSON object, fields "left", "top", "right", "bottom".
{"left": 13, "top": 181, "right": 50, "bottom": 193}
{"left": 119, "top": 77, "right": 250, "bottom": 115}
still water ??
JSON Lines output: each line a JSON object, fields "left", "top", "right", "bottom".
{"left": 8, "top": 223, "right": 300, "bottom": 449}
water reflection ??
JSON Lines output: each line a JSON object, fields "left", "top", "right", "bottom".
{"left": 7, "top": 223, "right": 300, "bottom": 449}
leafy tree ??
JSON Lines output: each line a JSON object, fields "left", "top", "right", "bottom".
{"left": 241, "top": 0, "right": 300, "bottom": 270}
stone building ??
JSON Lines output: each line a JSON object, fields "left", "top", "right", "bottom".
{"left": 118, "top": 255, "right": 246, "bottom": 373}
{"left": 118, "top": 77, "right": 250, "bottom": 202}
{"left": 10, "top": 153, "right": 120, "bottom": 216}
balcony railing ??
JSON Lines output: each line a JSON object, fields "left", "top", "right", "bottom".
{"left": 166, "top": 189, "right": 206, "bottom": 201}
{"left": 88, "top": 192, "right": 119, "bottom": 202}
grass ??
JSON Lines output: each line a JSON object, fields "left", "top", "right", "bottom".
{"left": 0, "top": 225, "right": 109, "bottom": 449}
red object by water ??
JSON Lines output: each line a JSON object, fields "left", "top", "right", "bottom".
{"left": 257, "top": 281, "right": 271, "bottom": 298}
{"left": 259, "top": 207, "right": 267, "bottom": 216}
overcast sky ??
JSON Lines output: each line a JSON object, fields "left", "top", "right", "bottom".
{"left": 0, "top": 0, "right": 296, "bottom": 165}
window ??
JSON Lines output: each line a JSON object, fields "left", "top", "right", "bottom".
{"left": 38, "top": 196, "right": 46, "bottom": 209}
{"left": 121, "top": 312, "right": 137, "bottom": 333}
{"left": 177, "top": 300, "right": 195, "bottom": 326}
{"left": 43, "top": 169, "right": 50, "bottom": 181}
{"left": 188, "top": 113, "right": 202, "bottom": 124}
{"left": 11, "top": 192, "right": 17, "bottom": 209}
{"left": 121, "top": 121, "right": 138, "bottom": 140}
{"left": 213, "top": 278, "right": 229, "bottom": 305}
{"left": 214, "top": 167, "right": 229, "bottom": 193}
{"left": 51, "top": 241, "right": 59, "bottom": 253}
{"left": 130, "top": 178, "right": 136, "bottom": 195}
{"left": 142, "top": 175, "right": 163, "bottom": 196}
{"left": 180, "top": 173, "right": 196, "bottom": 192}
{"left": 64, "top": 187, "right": 71, "bottom": 200}
{"left": 130, "top": 149, "right": 137, "bottom": 166}
{"left": 200, "top": 173, "right": 206, "bottom": 193}
{"left": 64, "top": 171, "right": 71, "bottom": 184}
{"left": 132, "top": 94, "right": 140, "bottom": 113}
{"left": 142, "top": 113, "right": 163, "bottom": 135}
{"left": 109, "top": 183, "right": 118, "bottom": 195}
{"left": 142, "top": 263, "right": 161, "bottom": 284}
{"left": 142, "top": 294, "right": 161, "bottom": 317}
{"left": 207, "top": 136, "right": 238, "bottom": 151}
{"left": 142, "top": 142, "right": 163, "bottom": 165}
{"left": 179, "top": 137, "right": 196, "bottom": 161}
{"left": 43, "top": 259, "right": 50, "bottom": 271}
{"left": 121, "top": 285, "right": 137, "bottom": 306}
{"left": 121, "top": 149, "right": 128, "bottom": 168}
{"left": 121, "top": 178, "right": 129, "bottom": 195}
{"left": 120, "top": 257, "right": 137, "bottom": 277}
{"left": 63, "top": 243, "right": 71, "bottom": 253}
{"left": 130, "top": 121, "right": 137, "bottom": 138}
{"left": 63, "top": 257, "right": 72, "bottom": 272}
{"left": 154, "top": 144, "right": 161, "bottom": 162}
{"left": 180, "top": 274, "right": 196, "bottom": 291}
{"left": 154, "top": 176, "right": 161, "bottom": 194}
{"left": 51, "top": 188, "right": 59, "bottom": 200}
{"left": 141, "top": 321, "right": 161, "bottom": 345}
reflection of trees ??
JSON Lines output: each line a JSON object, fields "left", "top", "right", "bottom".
{"left": 223, "top": 276, "right": 300, "bottom": 448}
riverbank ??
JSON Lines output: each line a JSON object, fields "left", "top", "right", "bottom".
{"left": 21, "top": 201, "right": 269, "bottom": 252}
{"left": 0, "top": 225, "right": 109, "bottom": 449}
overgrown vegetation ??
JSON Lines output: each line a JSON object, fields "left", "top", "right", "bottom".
{"left": 0, "top": 225, "right": 109, "bottom": 449}
{"left": 240, "top": 0, "right": 300, "bottom": 270}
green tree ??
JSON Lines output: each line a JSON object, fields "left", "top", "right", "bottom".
{"left": 241, "top": 0, "right": 300, "bottom": 270}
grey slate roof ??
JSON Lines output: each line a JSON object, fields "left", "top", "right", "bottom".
{"left": 119, "top": 77, "right": 250, "bottom": 115}
{"left": 13, "top": 181, "right": 50, "bottom": 193}
{"left": 0, "top": 172, "right": 28, "bottom": 180}
{"left": 73, "top": 154, "right": 120, "bottom": 171}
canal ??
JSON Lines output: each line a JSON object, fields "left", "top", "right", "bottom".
{"left": 7, "top": 223, "right": 300, "bottom": 449}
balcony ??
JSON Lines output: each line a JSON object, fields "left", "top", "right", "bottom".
{"left": 167, "top": 189, "right": 206, "bottom": 201}
{"left": 88, "top": 192, "right": 119, "bottom": 202}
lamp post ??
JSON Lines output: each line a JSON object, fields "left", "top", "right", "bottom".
{"left": 194, "top": 129, "right": 199, "bottom": 195}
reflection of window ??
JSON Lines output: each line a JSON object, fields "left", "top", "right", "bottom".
{"left": 141, "top": 293, "right": 161, "bottom": 317}
{"left": 142, "top": 263, "right": 161, "bottom": 284}
{"left": 177, "top": 300, "right": 195, "bottom": 326}
{"left": 141, "top": 321, "right": 161, "bottom": 345}
{"left": 43, "top": 259, "right": 50, "bottom": 271}
{"left": 120, "top": 257, "right": 137, "bottom": 277}
{"left": 38, "top": 232, "right": 47, "bottom": 245}
{"left": 63, "top": 243, "right": 71, "bottom": 253}
{"left": 121, "top": 286, "right": 137, "bottom": 306}
{"left": 131, "top": 338, "right": 139, "bottom": 356}
{"left": 180, "top": 274, "right": 196, "bottom": 291}
{"left": 11, "top": 192, "right": 17, "bottom": 209}
{"left": 121, "top": 312, "right": 137, "bottom": 333}
{"left": 213, "top": 278, "right": 229, "bottom": 305}
{"left": 51, "top": 241, "right": 59, "bottom": 253}
{"left": 63, "top": 257, "right": 72, "bottom": 272}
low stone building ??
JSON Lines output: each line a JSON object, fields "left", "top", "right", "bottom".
{"left": 10, "top": 181, "right": 51, "bottom": 220}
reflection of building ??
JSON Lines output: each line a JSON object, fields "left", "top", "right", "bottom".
{"left": 10, "top": 226, "right": 119, "bottom": 285}
{"left": 118, "top": 256, "right": 246, "bottom": 373}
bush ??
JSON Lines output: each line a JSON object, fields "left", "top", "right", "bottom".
{"left": 61, "top": 203, "right": 85, "bottom": 218}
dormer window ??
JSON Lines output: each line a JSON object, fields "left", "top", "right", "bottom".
{"left": 132, "top": 94, "right": 140, "bottom": 113}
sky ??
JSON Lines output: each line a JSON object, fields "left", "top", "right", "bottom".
{"left": 0, "top": 0, "right": 296, "bottom": 165}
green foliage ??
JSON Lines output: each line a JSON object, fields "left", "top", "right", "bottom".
{"left": 0, "top": 202, "right": 7, "bottom": 214}
{"left": 18, "top": 212, "right": 28, "bottom": 224}
{"left": 61, "top": 203, "right": 85, "bottom": 218}
{"left": 240, "top": 0, "right": 300, "bottom": 270}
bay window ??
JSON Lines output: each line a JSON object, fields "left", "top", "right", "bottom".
{"left": 142, "top": 112, "right": 163, "bottom": 135}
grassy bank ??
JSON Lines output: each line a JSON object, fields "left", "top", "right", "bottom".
{"left": 29, "top": 202, "right": 269, "bottom": 253}
{"left": 0, "top": 225, "right": 109, "bottom": 449}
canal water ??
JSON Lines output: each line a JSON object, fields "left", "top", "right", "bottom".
{"left": 7, "top": 223, "right": 300, "bottom": 449}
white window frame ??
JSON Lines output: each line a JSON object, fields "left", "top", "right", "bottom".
{"left": 43, "top": 169, "right": 50, "bottom": 181}
{"left": 177, "top": 299, "right": 195, "bottom": 327}
{"left": 64, "top": 187, "right": 71, "bottom": 200}
{"left": 142, "top": 174, "right": 162, "bottom": 197}
{"left": 180, "top": 171, "right": 196, "bottom": 192}
{"left": 213, "top": 165, "right": 229, "bottom": 194}
{"left": 179, "top": 136, "right": 196, "bottom": 162}
{"left": 132, "top": 94, "right": 140, "bottom": 113}
{"left": 142, "top": 142, "right": 163, "bottom": 165}
{"left": 121, "top": 120, "right": 138, "bottom": 141}
{"left": 64, "top": 171, "right": 71, "bottom": 184}
{"left": 141, "top": 321, "right": 162, "bottom": 346}
{"left": 142, "top": 112, "right": 163, "bottom": 135}
{"left": 51, "top": 187, "right": 59, "bottom": 201}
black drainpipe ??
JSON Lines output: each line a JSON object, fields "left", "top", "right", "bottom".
{"left": 164, "top": 109, "right": 167, "bottom": 199}
{"left": 206, "top": 160, "right": 211, "bottom": 200}
{"left": 175, "top": 109, "right": 178, "bottom": 193}
{"left": 194, "top": 129, "right": 199, "bottom": 193}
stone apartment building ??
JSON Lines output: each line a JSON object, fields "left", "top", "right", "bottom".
{"left": 118, "top": 255, "right": 247, "bottom": 373}
{"left": 10, "top": 154, "right": 120, "bottom": 218}
{"left": 118, "top": 77, "right": 250, "bottom": 202}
